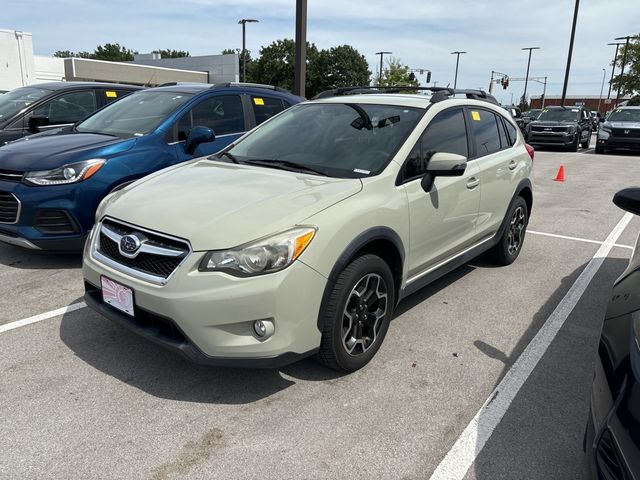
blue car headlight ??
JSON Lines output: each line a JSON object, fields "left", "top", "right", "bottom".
{"left": 24, "top": 158, "right": 106, "bottom": 186}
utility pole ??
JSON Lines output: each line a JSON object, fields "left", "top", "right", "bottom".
{"left": 375, "top": 51, "right": 392, "bottom": 85}
{"left": 521, "top": 47, "right": 540, "bottom": 108}
{"left": 606, "top": 42, "right": 624, "bottom": 101}
{"left": 293, "top": 0, "right": 308, "bottom": 97}
{"left": 597, "top": 68, "right": 606, "bottom": 113}
{"left": 238, "top": 19, "right": 258, "bottom": 83}
{"left": 561, "top": 0, "right": 580, "bottom": 106}
{"left": 614, "top": 35, "right": 640, "bottom": 106}
{"left": 541, "top": 76, "right": 547, "bottom": 109}
{"left": 451, "top": 51, "right": 467, "bottom": 89}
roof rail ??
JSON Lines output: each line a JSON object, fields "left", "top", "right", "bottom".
{"left": 211, "top": 82, "right": 291, "bottom": 94}
{"left": 157, "top": 82, "right": 179, "bottom": 87}
{"left": 312, "top": 86, "right": 498, "bottom": 105}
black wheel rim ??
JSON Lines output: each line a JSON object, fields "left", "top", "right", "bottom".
{"left": 507, "top": 206, "right": 526, "bottom": 255}
{"left": 342, "top": 273, "right": 388, "bottom": 356}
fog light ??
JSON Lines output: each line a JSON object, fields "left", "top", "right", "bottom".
{"left": 252, "top": 319, "right": 274, "bottom": 340}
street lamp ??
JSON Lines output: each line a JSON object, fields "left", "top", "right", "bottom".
{"left": 560, "top": 0, "right": 580, "bottom": 106}
{"left": 597, "top": 68, "right": 606, "bottom": 114}
{"left": 521, "top": 47, "right": 540, "bottom": 108}
{"left": 451, "top": 51, "right": 467, "bottom": 89}
{"left": 375, "top": 51, "right": 392, "bottom": 85}
{"left": 606, "top": 42, "right": 625, "bottom": 101}
{"left": 238, "top": 19, "right": 259, "bottom": 83}
{"left": 614, "top": 35, "right": 640, "bottom": 106}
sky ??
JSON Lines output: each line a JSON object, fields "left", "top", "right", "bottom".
{"left": 5, "top": 0, "right": 640, "bottom": 102}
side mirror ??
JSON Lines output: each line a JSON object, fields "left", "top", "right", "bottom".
{"left": 185, "top": 126, "right": 215, "bottom": 155}
{"left": 599, "top": 117, "right": 605, "bottom": 123}
{"left": 28, "top": 115, "right": 50, "bottom": 133}
{"left": 421, "top": 152, "right": 467, "bottom": 192}
{"left": 613, "top": 188, "right": 640, "bottom": 216}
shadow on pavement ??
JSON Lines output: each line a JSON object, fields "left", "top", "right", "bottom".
{"left": 0, "top": 243, "right": 81, "bottom": 270}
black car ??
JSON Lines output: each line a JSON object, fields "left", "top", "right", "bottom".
{"left": 0, "top": 82, "right": 141, "bottom": 145}
{"left": 596, "top": 107, "right": 640, "bottom": 154}
{"left": 585, "top": 187, "right": 640, "bottom": 479}
{"left": 521, "top": 108, "right": 541, "bottom": 127}
{"left": 502, "top": 105, "right": 525, "bottom": 132}
{"left": 526, "top": 105, "right": 592, "bottom": 151}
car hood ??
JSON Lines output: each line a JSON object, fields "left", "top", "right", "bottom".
{"left": 0, "top": 133, "right": 136, "bottom": 171}
{"left": 606, "top": 122, "right": 640, "bottom": 129}
{"left": 103, "top": 159, "right": 363, "bottom": 251}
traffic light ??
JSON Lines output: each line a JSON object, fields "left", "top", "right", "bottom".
{"left": 501, "top": 76, "right": 509, "bottom": 89}
{"left": 408, "top": 72, "right": 416, "bottom": 82}
{"left": 426, "top": 71, "right": 431, "bottom": 83}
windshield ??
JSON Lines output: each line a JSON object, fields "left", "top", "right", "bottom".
{"left": 607, "top": 109, "right": 640, "bottom": 123}
{"left": 0, "top": 87, "right": 49, "bottom": 121}
{"left": 537, "top": 108, "right": 580, "bottom": 122}
{"left": 76, "top": 91, "right": 193, "bottom": 138}
{"left": 224, "top": 103, "right": 424, "bottom": 178}
{"left": 523, "top": 109, "right": 541, "bottom": 118}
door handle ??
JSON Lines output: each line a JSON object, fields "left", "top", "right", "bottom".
{"left": 508, "top": 160, "right": 517, "bottom": 170}
{"left": 466, "top": 177, "right": 480, "bottom": 189}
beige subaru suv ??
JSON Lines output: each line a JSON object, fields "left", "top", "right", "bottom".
{"left": 83, "top": 87, "right": 534, "bottom": 372}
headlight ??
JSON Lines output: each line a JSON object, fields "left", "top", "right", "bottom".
{"left": 567, "top": 125, "right": 577, "bottom": 133}
{"left": 199, "top": 227, "right": 317, "bottom": 276}
{"left": 598, "top": 128, "right": 611, "bottom": 140}
{"left": 24, "top": 158, "right": 105, "bottom": 186}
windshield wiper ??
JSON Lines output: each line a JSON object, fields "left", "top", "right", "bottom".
{"left": 74, "top": 129, "right": 119, "bottom": 137}
{"left": 216, "top": 151, "right": 241, "bottom": 164}
{"left": 243, "top": 159, "right": 329, "bottom": 177}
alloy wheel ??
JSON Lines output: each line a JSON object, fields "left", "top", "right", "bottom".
{"left": 507, "top": 206, "right": 526, "bottom": 255}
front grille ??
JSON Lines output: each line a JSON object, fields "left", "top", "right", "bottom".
{"left": 596, "top": 429, "right": 628, "bottom": 480}
{"left": 612, "top": 128, "right": 640, "bottom": 138}
{"left": 0, "top": 191, "right": 19, "bottom": 223}
{"left": 531, "top": 126, "right": 569, "bottom": 133}
{"left": 34, "top": 209, "right": 78, "bottom": 234}
{"left": 0, "top": 169, "right": 24, "bottom": 182}
{"left": 96, "top": 219, "right": 190, "bottom": 280}
{"left": 530, "top": 134, "right": 566, "bottom": 143}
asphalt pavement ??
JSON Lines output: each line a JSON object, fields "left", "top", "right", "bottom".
{"left": 1, "top": 144, "right": 640, "bottom": 479}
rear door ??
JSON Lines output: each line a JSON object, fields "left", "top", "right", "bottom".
{"left": 26, "top": 89, "right": 98, "bottom": 132}
{"left": 170, "top": 94, "right": 248, "bottom": 161}
{"left": 248, "top": 95, "right": 288, "bottom": 128}
{"left": 470, "top": 107, "right": 522, "bottom": 238}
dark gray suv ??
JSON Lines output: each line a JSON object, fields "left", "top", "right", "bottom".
{"left": 596, "top": 106, "right": 640, "bottom": 154}
{"left": 526, "top": 105, "right": 592, "bottom": 151}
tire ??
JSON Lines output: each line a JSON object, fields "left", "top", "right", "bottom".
{"left": 581, "top": 131, "right": 590, "bottom": 149}
{"left": 488, "top": 196, "right": 529, "bottom": 266}
{"left": 569, "top": 135, "right": 579, "bottom": 152}
{"left": 316, "top": 254, "right": 395, "bottom": 372}
{"left": 595, "top": 145, "right": 605, "bottom": 154}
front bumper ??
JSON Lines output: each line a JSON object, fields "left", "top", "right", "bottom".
{"left": 597, "top": 135, "right": 640, "bottom": 151}
{"left": 527, "top": 131, "right": 577, "bottom": 147}
{"left": 82, "top": 234, "right": 328, "bottom": 366}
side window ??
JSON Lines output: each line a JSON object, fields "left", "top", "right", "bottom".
{"left": 503, "top": 119, "right": 518, "bottom": 146}
{"left": 175, "top": 95, "right": 244, "bottom": 141}
{"left": 32, "top": 91, "right": 97, "bottom": 124}
{"left": 101, "top": 89, "right": 134, "bottom": 105}
{"left": 468, "top": 109, "right": 501, "bottom": 157}
{"left": 252, "top": 96, "right": 286, "bottom": 125}
{"left": 496, "top": 116, "right": 507, "bottom": 149}
{"left": 403, "top": 108, "right": 468, "bottom": 181}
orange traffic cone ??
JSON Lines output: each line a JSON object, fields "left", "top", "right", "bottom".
{"left": 554, "top": 165, "right": 565, "bottom": 182}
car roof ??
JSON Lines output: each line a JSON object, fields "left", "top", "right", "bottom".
{"left": 27, "top": 81, "right": 141, "bottom": 91}
{"left": 147, "top": 83, "right": 300, "bottom": 99}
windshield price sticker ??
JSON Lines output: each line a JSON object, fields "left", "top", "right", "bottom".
{"left": 106, "top": 91, "right": 117, "bottom": 98}
{"left": 471, "top": 111, "right": 481, "bottom": 121}
{"left": 253, "top": 97, "right": 265, "bottom": 105}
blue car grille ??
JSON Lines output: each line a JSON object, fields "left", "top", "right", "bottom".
{"left": 0, "top": 169, "right": 23, "bottom": 182}
{"left": 0, "top": 191, "right": 19, "bottom": 224}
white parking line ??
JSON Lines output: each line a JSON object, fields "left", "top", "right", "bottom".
{"left": 428, "top": 212, "right": 633, "bottom": 480}
{"left": 0, "top": 302, "right": 87, "bottom": 335}
{"left": 528, "top": 229, "right": 634, "bottom": 250}
{"left": 581, "top": 148, "right": 595, "bottom": 154}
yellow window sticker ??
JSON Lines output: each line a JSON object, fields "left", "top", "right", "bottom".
{"left": 253, "top": 97, "right": 265, "bottom": 106}
{"left": 106, "top": 91, "right": 117, "bottom": 98}
{"left": 471, "top": 111, "right": 481, "bottom": 121}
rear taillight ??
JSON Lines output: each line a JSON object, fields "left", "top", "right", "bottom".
{"left": 525, "top": 143, "right": 535, "bottom": 160}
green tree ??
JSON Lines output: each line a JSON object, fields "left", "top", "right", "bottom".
{"left": 628, "top": 96, "right": 640, "bottom": 106}
{"left": 376, "top": 57, "right": 419, "bottom": 88}
{"left": 611, "top": 35, "right": 640, "bottom": 96}
{"left": 53, "top": 50, "right": 92, "bottom": 58}
{"left": 316, "top": 45, "right": 370, "bottom": 92}
{"left": 92, "top": 43, "right": 136, "bottom": 61}
{"left": 153, "top": 49, "right": 190, "bottom": 58}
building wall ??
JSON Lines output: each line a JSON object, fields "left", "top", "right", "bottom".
{"left": 530, "top": 96, "right": 632, "bottom": 114}
{"left": 131, "top": 54, "right": 239, "bottom": 83}
{"left": 0, "top": 29, "right": 36, "bottom": 90}
{"left": 33, "top": 55, "right": 65, "bottom": 83}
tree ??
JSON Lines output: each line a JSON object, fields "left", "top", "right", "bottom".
{"left": 53, "top": 43, "right": 136, "bottom": 61}
{"left": 153, "top": 49, "right": 190, "bottom": 58}
{"left": 628, "top": 96, "right": 640, "bottom": 106}
{"left": 611, "top": 35, "right": 640, "bottom": 96}
{"left": 376, "top": 57, "right": 419, "bottom": 88}
{"left": 316, "top": 45, "right": 371, "bottom": 92}
{"left": 222, "top": 48, "right": 254, "bottom": 82}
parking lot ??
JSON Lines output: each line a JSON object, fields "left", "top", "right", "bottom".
{"left": 1, "top": 141, "right": 640, "bottom": 480}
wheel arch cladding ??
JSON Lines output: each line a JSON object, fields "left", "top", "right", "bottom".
{"left": 317, "top": 227, "right": 405, "bottom": 331}
{"left": 517, "top": 181, "right": 533, "bottom": 216}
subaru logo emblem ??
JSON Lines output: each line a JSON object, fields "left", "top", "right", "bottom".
{"left": 120, "top": 234, "right": 141, "bottom": 256}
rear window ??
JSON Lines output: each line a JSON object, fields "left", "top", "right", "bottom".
{"left": 252, "top": 96, "right": 286, "bottom": 125}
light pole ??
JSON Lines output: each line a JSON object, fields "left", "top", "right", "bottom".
{"left": 238, "top": 19, "right": 258, "bottom": 83}
{"left": 597, "top": 68, "right": 606, "bottom": 113}
{"left": 606, "top": 42, "right": 624, "bottom": 101}
{"left": 614, "top": 35, "right": 640, "bottom": 106}
{"left": 294, "top": 0, "right": 307, "bottom": 97}
{"left": 375, "top": 51, "right": 392, "bottom": 85}
{"left": 561, "top": 0, "right": 580, "bottom": 106}
{"left": 521, "top": 47, "right": 540, "bottom": 109}
{"left": 451, "top": 51, "right": 467, "bottom": 89}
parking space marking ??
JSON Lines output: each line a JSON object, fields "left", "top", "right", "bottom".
{"left": 0, "top": 302, "right": 86, "bottom": 335}
{"left": 581, "top": 148, "right": 595, "bottom": 154}
{"left": 528, "top": 229, "right": 634, "bottom": 250}
{"left": 428, "top": 212, "right": 633, "bottom": 480}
